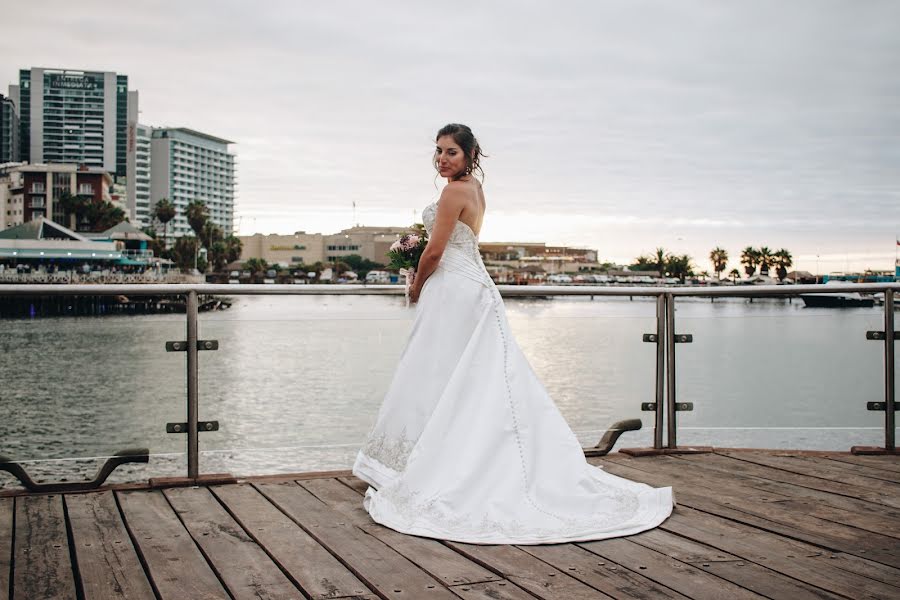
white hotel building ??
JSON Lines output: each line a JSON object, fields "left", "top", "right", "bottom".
{"left": 150, "top": 127, "right": 236, "bottom": 238}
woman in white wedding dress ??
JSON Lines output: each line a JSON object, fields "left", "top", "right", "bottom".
{"left": 353, "top": 124, "right": 673, "bottom": 544}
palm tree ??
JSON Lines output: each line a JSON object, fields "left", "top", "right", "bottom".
{"left": 664, "top": 254, "right": 694, "bottom": 283}
{"left": 654, "top": 247, "right": 668, "bottom": 274}
{"left": 709, "top": 247, "right": 728, "bottom": 280}
{"left": 186, "top": 199, "right": 209, "bottom": 237}
{"left": 729, "top": 268, "right": 741, "bottom": 284}
{"left": 57, "top": 190, "right": 84, "bottom": 229}
{"left": 153, "top": 198, "right": 176, "bottom": 249}
{"left": 225, "top": 236, "right": 243, "bottom": 264}
{"left": 773, "top": 249, "right": 793, "bottom": 281}
{"left": 757, "top": 246, "right": 774, "bottom": 276}
{"left": 740, "top": 246, "right": 760, "bottom": 277}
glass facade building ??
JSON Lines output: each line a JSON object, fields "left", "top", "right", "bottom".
{"left": 0, "top": 94, "right": 19, "bottom": 164}
{"left": 16, "top": 68, "right": 135, "bottom": 177}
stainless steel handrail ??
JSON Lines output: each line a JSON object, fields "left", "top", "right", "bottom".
{"left": 0, "top": 282, "right": 897, "bottom": 296}
{"left": 1, "top": 281, "right": 897, "bottom": 482}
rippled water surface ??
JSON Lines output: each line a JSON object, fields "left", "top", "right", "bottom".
{"left": 1, "top": 294, "right": 894, "bottom": 487}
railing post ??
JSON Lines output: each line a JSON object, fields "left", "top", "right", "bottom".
{"left": 654, "top": 294, "right": 666, "bottom": 449}
{"left": 186, "top": 290, "right": 199, "bottom": 479}
{"left": 666, "top": 293, "right": 677, "bottom": 448}
{"left": 885, "top": 292, "right": 895, "bottom": 452}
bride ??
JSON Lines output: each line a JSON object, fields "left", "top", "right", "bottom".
{"left": 353, "top": 124, "right": 673, "bottom": 544}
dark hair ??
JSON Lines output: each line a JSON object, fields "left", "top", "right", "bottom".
{"left": 434, "top": 123, "right": 486, "bottom": 181}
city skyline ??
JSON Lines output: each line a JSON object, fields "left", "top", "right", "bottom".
{"left": 2, "top": 1, "right": 898, "bottom": 274}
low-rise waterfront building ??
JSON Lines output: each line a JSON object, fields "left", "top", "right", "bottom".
{"left": 0, "top": 163, "right": 119, "bottom": 230}
{"left": 239, "top": 225, "right": 415, "bottom": 267}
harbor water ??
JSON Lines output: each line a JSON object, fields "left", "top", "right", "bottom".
{"left": 1, "top": 293, "right": 896, "bottom": 488}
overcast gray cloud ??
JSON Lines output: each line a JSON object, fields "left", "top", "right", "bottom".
{"left": 3, "top": 0, "right": 898, "bottom": 273}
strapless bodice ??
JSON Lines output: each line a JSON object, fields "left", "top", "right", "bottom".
{"left": 423, "top": 201, "right": 491, "bottom": 287}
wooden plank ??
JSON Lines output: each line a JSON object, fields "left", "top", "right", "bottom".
{"left": 0, "top": 498, "right": 12, "bottom": 600}
{"left": 642, "top": 454, "right": 900, "bottom": 542}
{"left": 301, "top": 478, "right": 500, "bottom": 586}
{"left": 14, "top": 494, "right": 77, "bottom": 600}
{"left": 603, "top": 453, "right": 900, "bottom": 509}
{"left": 628, "top": 528, "right": 845, "bottom": 600}
{"left": 520, "top": 542, "right": 692, "bottom": 600}
{"left": 64, "top": 491, "right": 156, "bottom": 600}
{"left": 806, "top": 454, "right": 900, "bottom": 481}
{"left": 448, "top": 580, "right": 538, "bottom": 600}
{"left": 661, "top": 506, "right": 900, "bottom": 599}
{"left": 255, "top": 481, "right": 457, "bottom": 599}
{"left": 597, "top": 456, "right": 900, "bottom": 569}
{"left": 718, "top": 451, "right": 900, "bottom": 493}
{"left": 210, "top": 483, "right": 372, "bottom": 599}
{"left": 445, "top": 541, "right": 616, "bottom": 600}
{"left": 577, "top": 537, "right": 765, "bottom": 600}
{"left": 338, "top": 476, "right": 370, "bottom": 496}
{"left": 653, "top": 453, "right": 900, "bottom": 525}
{"left": 117, "top": 490, "right": 229, "bottom": 600}
{"left": 163, "top": 486, "right": 302, "bottom": 600}
{"left": 823, "top": 453, "right": 900, "bottom": 474}
{"left": 678, "top": 453, "right": 900, "bottom": 509}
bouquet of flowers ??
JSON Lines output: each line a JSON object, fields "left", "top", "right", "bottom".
{"left": 387, "top": 233, "right": 427, "bottom": 306}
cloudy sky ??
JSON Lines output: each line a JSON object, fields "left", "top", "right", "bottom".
{"left": 4, "top": 0, "right": 899, "bottom": 273}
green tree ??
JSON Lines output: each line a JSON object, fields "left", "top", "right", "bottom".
{"left": 757, "top": 246, "right": 774, "bottom": 276}
{"left": 740, "top": 246, "right": 760, "bottom": 277}
{"left": 709, "top": 247, "right": 729, "bottom": 280}
{"left": 141, "top": 226, "right": 166, "bottom": 259}
{"left": 244, "top": 257, "right": 269, "bottom": 274}
{"left": 186, "top": 199, "right": 209, "bottom": 237}
{"left": 729, "top": 268, "right": 741, "bottom": 283}
{"left": 224, "top": 236, "right": 243, "bottom": 263}
{"left": 629, "top": 255, "right": 657, "bottom": 271}
{"left": 773, "top": 249, "right": 793, "bottom": 281}
{"left": 171, "top": 236, "right": 200, "bottom": 272}
{"left": 81, "top": 199, "right": 126, "bottom": 231}
{"left": 664, "top": 254, "right": 694, "bottom": 283}
{"left": 653, "top": 247, "right": 668, "bottom": 273}
{"left": 153, "top": 198, "right": 176, "bottom": 249}
{"left": 57, "top": 190, "right": 86, "bottom": 230}
{"left": 341, "top": 254, "right": 386, "bottom": 278}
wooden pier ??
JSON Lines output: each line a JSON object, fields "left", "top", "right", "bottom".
{"left": 1, "top": 450, "right": 898, "bottom": 599}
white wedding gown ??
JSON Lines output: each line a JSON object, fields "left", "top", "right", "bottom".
{"left": 352, "top": 201, "right": 674, "bottom": 544}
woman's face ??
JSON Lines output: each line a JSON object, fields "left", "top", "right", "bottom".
{"left": 435, "top": 135, "right": 467, "bottom": 179}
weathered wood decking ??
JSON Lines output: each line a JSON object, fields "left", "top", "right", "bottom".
{"left": 1, "top": 450, "right": 899, "bottom": 599}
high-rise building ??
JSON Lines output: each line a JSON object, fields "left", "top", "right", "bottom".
{"left": 16, "top": 68, "right": 136, "bottom": 177}
{"left": 0, "top": 94, "right": 19, "bottom": 164}
{"left": 150, "top": 127, "right": 236, "bottom": 239}
{"left": 130, "top": 123, "right": 152, "bottom": 227}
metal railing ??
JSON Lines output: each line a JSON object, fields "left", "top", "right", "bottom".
{"left": 0, "top": 281, "right": 897, "bottom": 486}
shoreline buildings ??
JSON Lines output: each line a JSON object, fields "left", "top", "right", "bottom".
{"left": 2, "top": 66, "right": 236, "bottom": 237}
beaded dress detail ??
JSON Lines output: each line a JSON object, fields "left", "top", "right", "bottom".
{"left": 352, "top": 201, "right": 673, "bottom": 544}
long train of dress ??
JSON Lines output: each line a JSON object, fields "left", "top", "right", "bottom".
{"left": 352, "top": 201, "right": 674, "bottom": 544}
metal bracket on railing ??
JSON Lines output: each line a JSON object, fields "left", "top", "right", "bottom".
{"left": 167, "top": 421, "right": 219, "bottom": 433}
{"left": 584, "top": 419, "right": 642, "bottom": 457}
{"left": 674, "top": 334, "right": 693, "bottom": 343}
{"left": 866, "top": 331, "right": 900, "bottom": 341}
{"left": 675, "top": 402, "right": 694, "bottom": 411}
{"left": 642, "top": 334, "right": 659, "bottom": 343}
{"left": 641, "top": 402, "right": 657, "bottom": 411}
{"left": 868, "top": 402, "right": 899, "bottom": 411}
{"left": 166, "top": 340, "right": 219, "bottom": 352}
{"left": 0, "top": 448, "right": 149, "bottom": 493}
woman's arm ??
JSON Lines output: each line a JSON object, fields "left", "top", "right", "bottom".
{"left": 410, "top": 186, "right": 468, "bottom": 303}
